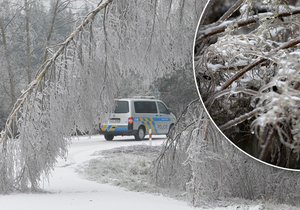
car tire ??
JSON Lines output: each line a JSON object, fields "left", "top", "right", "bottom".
{"left": 167, "top": 124, "right": 175, "bottom": 138}
{"left": 104, "top": 134, "right": 114, "bottom": 141}
{"left": 135, "top": 126, "right": 145, "bottom": 141}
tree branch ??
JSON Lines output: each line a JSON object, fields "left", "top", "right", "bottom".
{"left": 196, "top": 7, "right": 300, "bottom": 47}
{"left": 218, "top": 0, "right": 244, "bottom": 22}
{"left": 205, "top": 88, "right": 258, "bottom": 108}
{"left": 219, "top": 108, "right": 260, "bottom": 131}
{"left": 0, "top": 0, "right": 113, "bottom": 143}
{"left": 220, "top": 37, "right": 300, "bottom": 91}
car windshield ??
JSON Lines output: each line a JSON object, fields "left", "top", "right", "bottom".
{"left": 114, "top": 101, "right": 129, "bottom": 113}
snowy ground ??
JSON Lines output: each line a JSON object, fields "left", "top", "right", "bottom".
{"left": 80, "top": 145, "right": 163, "bottom": 194}
{"left": 0, "top": 135, "right": 298, "bottom": 210}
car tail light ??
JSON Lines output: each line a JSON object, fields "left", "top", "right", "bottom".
{"left": 128, "top": 117, "right": 133, "bottom": 124}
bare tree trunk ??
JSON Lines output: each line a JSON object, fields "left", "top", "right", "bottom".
{"left": 179, "top": 0, "right": 186, "bottom": 23}
{"left": 43, "top": 0, "right": 60, "bottom": 62}
{"left": 25, "top": 0, "right": 32, "bottom": 84}
{"left": 0, "top": 18, "right": 16, "bottom": 106}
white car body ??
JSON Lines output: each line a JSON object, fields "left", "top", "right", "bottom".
{"left": 99, "top": 97, "right": 176, "bottom": 140}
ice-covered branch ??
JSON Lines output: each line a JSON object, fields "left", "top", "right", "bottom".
{"left": 220, "top": 37, "right": 300, "bottom": 91}
{"left": 219, "top": 108, "right": 260, "bottom": 131}
{"left": 0, "top": 0, "right": 112, "bottom": 193}
{"left": 1, "top": 0, "right": 112, "bottom": 143}
{"left": 196, "top": 7, "right": 300, "bottom": 46}
{"left": 205, "top": 88, "right": 258, "bottom": 108}
{"left": 218, "top": 0, "right": 244, "bottom": 22}
{"left": 195, "top": 0, "right": 300, "bottom": 168}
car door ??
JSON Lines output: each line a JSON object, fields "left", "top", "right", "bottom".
{"left": 156, "top": 101, "right": 172, "bottom": 134}
{"left": 133, "top": 100, "right": 158, "bottom": 134}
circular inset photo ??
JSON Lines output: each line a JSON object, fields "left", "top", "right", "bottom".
{"left": 194, "top": 0, "right": 300, "bottom": 169}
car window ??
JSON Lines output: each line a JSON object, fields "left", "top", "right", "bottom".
{"left": 114, "top": 101, "right": 129, "bottom": 113}
{"left": 157, "top": 102, "right": 170, "bottom": 114}
{"left": 134, "top": 101, "right": 157, "bottom": 113}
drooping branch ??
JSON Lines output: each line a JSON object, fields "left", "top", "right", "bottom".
{"left": 0, "top": 0, "right": 113, "bottom": 193}
{"left": 0, "top": 0, "right": 113, "bottom": 143}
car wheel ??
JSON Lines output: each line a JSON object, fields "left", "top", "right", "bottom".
{"left": 167, "top": 124, "right": 175, "bottom": 138}
{"left": 104, "top": 134, "right": 114, "bottom": 141}
{"left": 135, "top": 126, "right": 145, "bottom": 141}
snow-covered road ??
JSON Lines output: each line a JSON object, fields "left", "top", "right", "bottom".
{"left": 0, "top": 135, "right": 203, "bottom": 210}
{"left": 0, "top": 135, "right": 294, "bottom": 210}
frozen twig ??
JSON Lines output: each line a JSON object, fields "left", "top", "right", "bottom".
{"left": 219, "top": 108, "right": 260, "bottom": 131}
{"left": 205, "top": 88, "right": 258, "bottom": 108}
{"left": 218, "top": 0, "right": 245, "bottom": 22}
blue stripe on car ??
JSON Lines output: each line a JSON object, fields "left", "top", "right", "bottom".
{"left": 114, "top": 127, "right": 128, "bottom": 133}
{"left": 133, "top": 117, "right": 171, "bottom": 122}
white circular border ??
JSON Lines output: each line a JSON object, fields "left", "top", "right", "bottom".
{"left": 192, "top": 0, "right": 300, "bottom": 172}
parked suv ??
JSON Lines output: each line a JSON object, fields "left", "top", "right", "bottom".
{"left": 99, "top": 97, "right": 176, "bottom": 141}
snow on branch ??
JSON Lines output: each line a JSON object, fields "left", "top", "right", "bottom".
{"left": 196, "top": 6, "right": 300, "bottom": 47}
{"left": 0, "top": 0, "right": 112, "bottom": 193}
{"left": 195, "top": 0, "right": 300, "bottom": 168}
